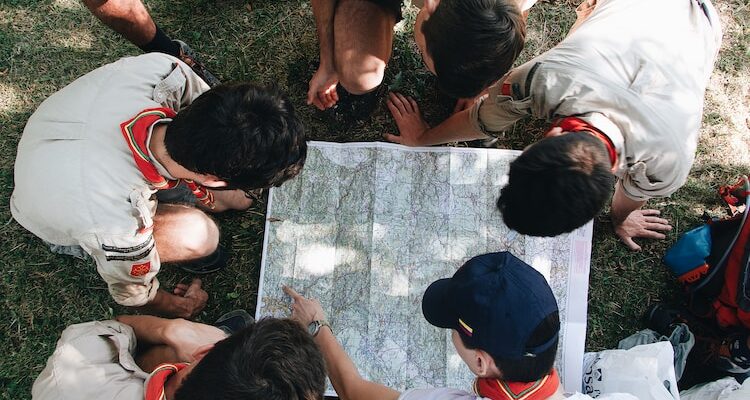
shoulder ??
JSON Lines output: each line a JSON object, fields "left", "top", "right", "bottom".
{"left": 32, "top": 321, "right": 144, "bottom": 400}
{"left": 494, "top": 60, "right": 544, "bottom": 101}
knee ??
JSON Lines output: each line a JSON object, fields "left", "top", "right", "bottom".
{"left": 338, "top": 58, "right": 386, "bottom": 95}
{"left": 177, "top": 211, "right": 219, "bottom": 259}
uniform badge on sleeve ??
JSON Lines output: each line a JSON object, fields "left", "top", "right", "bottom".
{"left": 130, "top": 261, "right": 152, "bottom": 277}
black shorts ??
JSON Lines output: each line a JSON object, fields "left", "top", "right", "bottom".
{"left": 364, "top": 0, "right": 403, "bottom": 22}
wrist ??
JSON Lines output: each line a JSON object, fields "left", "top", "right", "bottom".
{"left": 307, "top": 319, "right": 331, "bottom": 337}
{"left": 318, "top": 58, "right": 335, "bottom": 73}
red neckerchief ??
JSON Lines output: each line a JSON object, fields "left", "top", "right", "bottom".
{"left": 120, "top": 108, "right": 215, "bottom": 209}
{"left": 551, "top": 117, "right": 618, "bottom": 172}
{"left": 474, "top": 369, "right": 559, "bottom": 400}
{"left": 144, "top": 363, "right": 188, "bottom": 400}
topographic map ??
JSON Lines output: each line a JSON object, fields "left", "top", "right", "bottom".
{"left": 256, "top": 142, "right": 592, "bottom": 395}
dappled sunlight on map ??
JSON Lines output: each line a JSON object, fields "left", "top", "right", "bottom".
{"left": 530, "top": 255, "right": 553, "bottom": 281}
{"left": 256, "top": 142, "right": 593, "bottom": 395}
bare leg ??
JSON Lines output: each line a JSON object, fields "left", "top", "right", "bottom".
{"left": 82, "top": 0, "right": 156, "bottom": 46}
{"left": 333, "top": 0, "right": 396, "bottom": 94}
{"left": 153, "top": 204, "right": 219, "bottom": 262}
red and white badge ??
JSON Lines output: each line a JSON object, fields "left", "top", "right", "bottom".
{"left": 130, "top": 261, "right": 152, "bottom": 277}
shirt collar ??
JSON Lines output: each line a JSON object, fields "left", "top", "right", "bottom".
{"left": 145, "top": 120, "right": 176, "bottom": 181}
{"left": 575, "top": 112, "right": 625, "bottom": 173}
{"left": 474, "top": 369, "right": 560, "bottom": 400}
{"left": 144, "top": 363, "right": 189, "bottom": 400}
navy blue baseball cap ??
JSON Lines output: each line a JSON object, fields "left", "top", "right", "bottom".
{"left": 422, "top": 252, "right": 559, "bottom": 360}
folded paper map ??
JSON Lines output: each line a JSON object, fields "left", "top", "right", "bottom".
{"left": 256, "top": 141, "right": 592, "bottom": 395}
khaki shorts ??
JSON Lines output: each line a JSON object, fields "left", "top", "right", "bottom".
{"left": 45, "top": 183, "right": 196, "bottom": 259}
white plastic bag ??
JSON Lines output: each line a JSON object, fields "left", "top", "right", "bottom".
{"left": 680, "top": 377, "right": 750, "bottom": 400}
{"left": 582, "top": 341, "right": 680, "bottom": 400}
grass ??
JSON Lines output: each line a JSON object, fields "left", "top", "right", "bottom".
{"left": 1, "top": 0, "right": 749, "bottom": 397}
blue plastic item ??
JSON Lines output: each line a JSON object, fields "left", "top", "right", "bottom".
{"left": 663, "top": 224, "right": 712, "bottom": 278}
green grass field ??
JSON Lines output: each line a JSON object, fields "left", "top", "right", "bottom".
{"left": 1, "top": 0, "right": 749, "bottom": 397}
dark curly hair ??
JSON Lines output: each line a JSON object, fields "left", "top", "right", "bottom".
{"left": 423, "top": 0, "right": 526, "bottom": 98}
{"left": 497, "top": 132, "right": 615, "bottom": 236}
{"left": 175, "top": 318, "right": 326, "bottom": 400}
{"left": 165, "top": 83, "right": 307, "bottom": 190}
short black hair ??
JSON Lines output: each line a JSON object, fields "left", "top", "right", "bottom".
{"left": 461, "top": 312, "right": 560, "bottom": 382}
{"left": 165, "top": 83, "right": 307, "bottom": 190}
{"left": 422, "top": 0, "right": 526, "bottom": 98}
{"left": 175, "top": 318, "right": 326, "bottom": 400}
{"left": 497, "top": 132, "right": 615, "bottom": 237}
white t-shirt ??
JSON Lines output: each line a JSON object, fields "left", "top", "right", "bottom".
{"left": 398, "top": 387, "right": 637, "bottom": 400}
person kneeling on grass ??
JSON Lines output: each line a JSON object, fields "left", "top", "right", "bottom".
{"left": 285, "top": 251, "right": 633, "bottom": 400}
{"left": 385, "top": 0, "right": 722, "bottom": 251}
{"left": 32, "top": 313, "right": 327, "bottom": 400}
{"left": 11, "top": 53, "right": 307, "bottom": 318}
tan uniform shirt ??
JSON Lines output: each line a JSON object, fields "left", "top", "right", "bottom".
{"left": 469, "top": 0, "right": 722, "bottom": 201}
{"left": 31, "top": 320, "right": 149, "bottom": 400}
{"left": 11, "top": 54, "right": 209, "bottom": 306}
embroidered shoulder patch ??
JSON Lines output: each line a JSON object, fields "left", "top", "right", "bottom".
{"left": 130, "top": 261, "right": 152, "bottom": 277}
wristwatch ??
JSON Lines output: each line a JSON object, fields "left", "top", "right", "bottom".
{"left": 307, "top": 319, "right": 331, "bottom": 337}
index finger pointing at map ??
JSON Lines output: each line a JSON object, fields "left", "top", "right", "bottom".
{"left": 282, "top": 285, "right": 302, "bottom": 301}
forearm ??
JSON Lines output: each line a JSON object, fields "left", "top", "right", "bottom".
{"left": 315, "top": 327, "right": 400, "bottom": 400}
{"left": 311, "top": 0, "right": 337, "bottom": 68}
{"left": 418, "top": 109, "right": 488, "bottom": 146}
{"left": 133, "top": 288, "right": 193, "bottom": 319}
{"left": 116, "top": 314, "right": 174, "bottom": 345}
{"left": 611, "top": 182, "right": 647, "bottom": 224}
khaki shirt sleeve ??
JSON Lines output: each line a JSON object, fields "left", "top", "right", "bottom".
{"left": 32, "top": 321, "right": 147, "bottom": 400}
{"left": 81, "top": 232, "right": 161, "bottom": 307}
{"left": 151, "top": 57, "right": 210, "bottom": 111}
{"left": 618, "top": 159, "right": 690, "bottom": 201}
{"left": 468, "top": 65, "right": 535, "bottom": 138}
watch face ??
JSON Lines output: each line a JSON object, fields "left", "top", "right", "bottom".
{"left": 307, "top": 320, "right": 320, "bottom": 336}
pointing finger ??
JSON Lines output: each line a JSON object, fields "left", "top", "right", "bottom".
{"left": 282, "top": 285, "right": 302, "bottom": 300}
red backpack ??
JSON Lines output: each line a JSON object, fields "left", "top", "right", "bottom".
{"left": 663, "top": 176, "right": 750, "bottom": 329}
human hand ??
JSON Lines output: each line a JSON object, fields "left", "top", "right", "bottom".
{"left": 613, "top": 209, "right": 672, "bottom": 251}
{"left": 307, "top": 65, "right": 339, "bottom": 110}
{"left": 163, "top": 318, "right": 226, "bottom": 362}
{"left": 170, "top": 278, "right": 209, "bottom": 318}
{"left": 205, "top": 189, "right": 254, "bottom": 212}
{"left": 283, "top": 285, "right": 326, "bottom": 327}
{"left": 384, "top": 92, "right": 430, "bottom": 147}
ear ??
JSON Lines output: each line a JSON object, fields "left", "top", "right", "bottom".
{"left": 191, "top": 343, "right": 214, "bottom": 362}
{"left": 200, "top": 175, "right": 228, "bottom": 188}
{"left": 474, "top": 350, "right": 499, "bottom": 378}
{"left": 423, "top": 0, "right": 440, "bottom": 15}
{"left": 544, "top": 127, "right": 565, "bottom": 138}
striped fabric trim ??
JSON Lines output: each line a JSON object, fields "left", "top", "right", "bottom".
{"left": 122, "top": 110, "right": 168, "bottom": 163}
{"left": 144, "top": 363, "right": 188, "bottom": 400}
{"left": 498, "top": 373, "right": 550, "bottom": 400}
{"left": 458, "top": 318, "right": 474, "bottom": 337}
